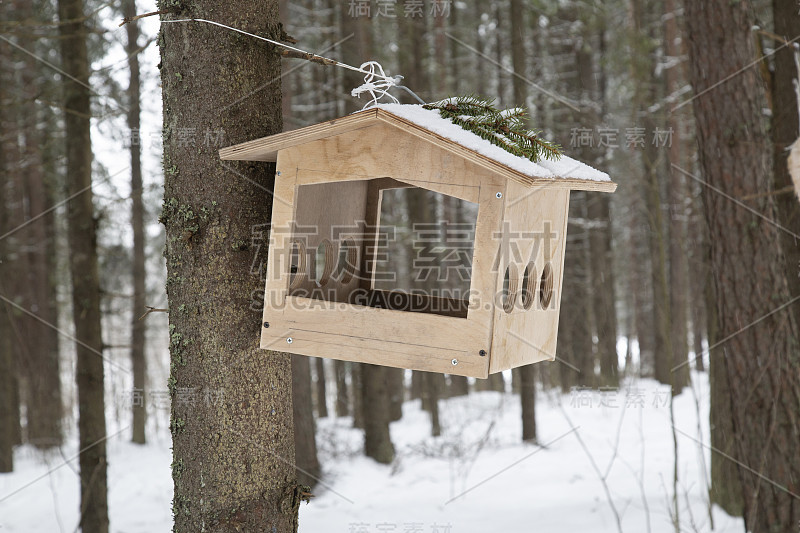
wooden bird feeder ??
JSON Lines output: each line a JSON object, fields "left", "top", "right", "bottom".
{"left": 220, "top": 105, "right": 616, "bottom": 378}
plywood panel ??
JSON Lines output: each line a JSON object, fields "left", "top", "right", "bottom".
{"left": 278, "top": 124, "right": 483, "bottom": 203}
{"left": 264, "top": 332, "right": 486, "bottom": 378}
{"left": 289, "top": 180, "right": 368, "bottom": 301}
{"left": 489, "top": 182, "right": 570, "bottom": 373}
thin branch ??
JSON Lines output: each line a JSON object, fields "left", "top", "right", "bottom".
{"left": 139, "top": 306, "right": 168, "bottom": 320}
{"left": 119, "top": 8, "right": 178, "bottom": 27}
{"left": 560, "top": 406, "right": 624, "bottom": 533}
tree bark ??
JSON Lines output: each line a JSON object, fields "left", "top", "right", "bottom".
{"left": 124, "top": 0, "right": 147, "bottom": 446}
{"left": 158, "top": 0, "right": 299, "bottom": 530}
{"left": 58, "top": 0, "right": 108, "bottom": 529}
{"left": 709, "top": 339, "right": 744, "bottom": 515}
{"left": 361, "top": 363, "right": 394, "bottom": 463}
{"left": 684, "top": 1, "right": 800, "bottom": 530}
{"left": 771, "top": 0, "right": 800, "bottom": 330}
{"left": 292, "top": 355, "right": 320, "bottom": 488}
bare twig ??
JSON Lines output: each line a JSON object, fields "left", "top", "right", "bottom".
{"left": 560, "top": 406, "right": 624, "bottom": 533}
{"left": 669, "top": 395, "right": 680, "bottom": 533}
{"left": 138, "top": 306, "right": 168, "bottom": 320}
{"left": 119, "top": 8, "right": 177, "bottom": 27}
{"left": 688, "top": 375, "right": 714, "bottom": 530}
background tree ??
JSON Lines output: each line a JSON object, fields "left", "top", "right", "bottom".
{"left": 124, "top": 0, "right": 147, "bottom": 446}
{"left": 293, "top": 354, "right": 320, "bottom": 487}
{"left": 0, "top": 29, "right": 16, "bottom": 470}
{"left": 58, "top": 0, "right": 108, "bottom": 529}
{"left": 684, "top": 0, "right": 800, "bottom": 530}
{"left": 771, "top": 0, "right": 800, "bottom": 328}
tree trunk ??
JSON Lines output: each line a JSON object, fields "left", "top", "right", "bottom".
{"left": 124, "top": 0, "right": 147, "bottom": 446}
{"left": 709, "top": 340, "right": 744, "bottom": 515}
{"left": 422, "top": 372, "right": 442, "bottom": 437}
{"left": 493, "top": 3, "right": 507, "bottom": 105}
{"left": 16, "top": 0, "right": 62, "bottom": 450}
{"left": 0, "top": 303, "right": 13, "bottom": 472}
{"left": 314, "top": 358, "right": 328, "bottom": 418}
{"left": 334, "top": 360, "right": 349, "bottom": 417}
{"left": 292, "top": 355, "right": 320, "bottom": 488}
{"left": 630, "top": 199, "right": 655, "bottom": 377}
{"left": 473, "top": 0, "right": 488, "bottom": 97}
{"left": 684, "top": 1, "right": 800, "bottom": 530}
{"left": 664, "top": 0, "right": 690, "bottom": 391}
{"left": 0, "top": 63, "right": 15, "bottom": 470}
{"left": 509, "top": 0, "right": 526, "bottom": 108}
{"left": 688, "top": 177, "right": 708, "bottom": 372}
{"left": 582, "top": 17, "right": 618, "bottom": 389}
{"left": 631, "top": 0, "right": 674, "bottom": 390}
{"left": 771, "top": 0, "right": 800, "bottom": 330}
{"left": 158, "top": 1, "right": 299, "bottom": 530}
{"left": 361, "top": 363, "right": 394, "bottom": 463}
{"left": 352, "top": 362, "right": 364, "bottom": 428}
{"left": 387, "top": 368, "right": 404, "bottom": 421}
{"left": 589, "top": 195, "right": 618, "bottom": 387}
{"left": 58, "top": 0, "right": 108, "bottom": 529}
{"left": 560, "top": 196, "right": 594, "bottom": 389}
{"left": 410, "top": 370, "right": 423, "bottom": 399}
{"left": 519, "top": 365, "right": 537, "bottom": 442}
{"left": 448, "top": 375, "right": 469, "bottom": 397}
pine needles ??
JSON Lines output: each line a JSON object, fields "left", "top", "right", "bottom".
{"left": 422, "top": 95, "right": 562, "bottom": 163}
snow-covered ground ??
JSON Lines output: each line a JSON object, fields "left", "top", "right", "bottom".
{"left": 0, "top": 372, "right": 743, "bottom": 533}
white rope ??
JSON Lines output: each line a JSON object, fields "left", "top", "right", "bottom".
{"left": 350, "top": 61, "right": 400, "bottom": 109}
{"left": 161, "top": 18, "right": 401, "bottom": 103}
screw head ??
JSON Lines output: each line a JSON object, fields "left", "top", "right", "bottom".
{"left": 495, "top": 192, "right": 502, "bottom": 199}
{"left": 286, "top": 337, "right": 293, "bottom": 344}
{"left": 479, "top": 349, "right": 487, "bottom": 357}
{"left": 263, "top": 322, "right": 270, "bottom": 328}
{"left": 276, "top": 170, "right": 282, "bottom": 176}
{"left": 451, "top": 358, "right": 458, "bottom": 366}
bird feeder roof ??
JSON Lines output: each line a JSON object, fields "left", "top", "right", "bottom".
{"left": 219, "top": 104, "right": 617, "bottom": 193}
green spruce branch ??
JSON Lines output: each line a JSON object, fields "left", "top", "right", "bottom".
{"left": 422, "top": 95, "right": 562, "bottom": 163}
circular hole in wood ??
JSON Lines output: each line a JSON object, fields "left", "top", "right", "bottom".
{"left": 289, "top": 240, "right": 307, "bottom": 289}
{"left": 521, "top": 262, "right": 536, "bottom": 310}
{"left": 315, "top": 239, "right": 335, "bottom": 286}
{"left": 502, "top": 264, "right": 519, "bottom": 314}
{"left": 539, "top": 262, "right": 554, "bottom": 309}
{"left": 336, "top": 238, "right": 358, "bottom": 284}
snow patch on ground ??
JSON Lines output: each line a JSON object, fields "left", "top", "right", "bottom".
{"left": 0, "top": 373, "right": 743, "bottom": 533}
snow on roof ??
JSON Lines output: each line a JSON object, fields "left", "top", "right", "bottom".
{"left": 374, "top": 104, "right": 611, "bottom": 183}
